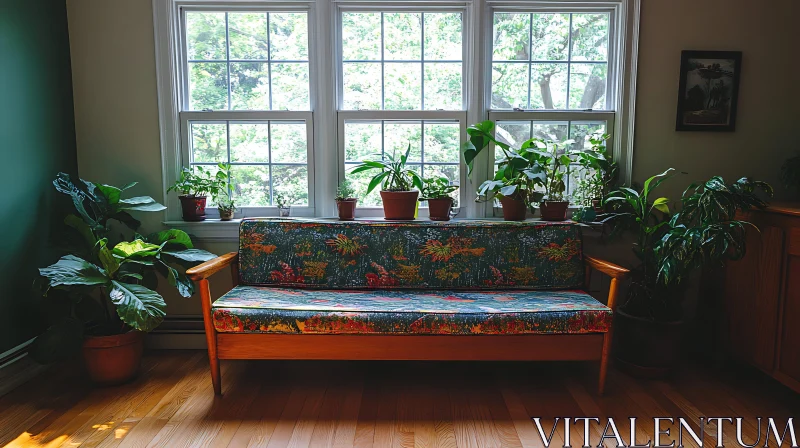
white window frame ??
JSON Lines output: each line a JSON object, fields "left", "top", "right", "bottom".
{"left": 153, "top": 0, "right": 639, "bottom": 236}
{"left": 334, "top": 4, "right": 472, "bottom": 218}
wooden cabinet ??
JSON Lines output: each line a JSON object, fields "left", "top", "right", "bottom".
{"left": 724, "top": 204, "right": 800, "bottom": 392}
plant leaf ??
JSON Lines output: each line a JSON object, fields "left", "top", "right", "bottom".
{"left": 109, "top": 281, "right": 166, "bottom": 332}
{"left": 161, "top": 248, "right": 217, "bottom": 263}
{"left": 164, "top": 263, "right": 195, "bottom": 298}
{"left": 113, "top": 240, "right": 162, "bottom": 258}
{"left": 149, "top": 229, "right": 194, "bottom": 249}
{"left": 95, "top": 184, "right": 122, "bottom": 205}
{"left": 39, "top": 255, "right": 109, "bottom": 287}
{"left": 366, "top": 171, "right": 390, "bottom": 195}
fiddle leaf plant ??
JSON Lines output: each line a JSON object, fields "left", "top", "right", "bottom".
{"left": 30, "top": 175, "right": 217, "bottom": 364}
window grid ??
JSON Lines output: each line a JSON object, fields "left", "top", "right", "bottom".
{"left": 341, "top": 11, "right": 464, "bottom": 111}
{"left": 491, "top": 12, "right": 610, "bottom": 111}
{"left": 188, "top": 119, "right": 310, "bottom": 207}
{"left": 185, "top": 11, "right": 310, "bottom": 111}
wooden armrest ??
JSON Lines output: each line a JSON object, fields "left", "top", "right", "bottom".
{"left": 187, "top": 252, "right": 238, "bottom": 281}
{"left": 584, "top": 255, "right": 630, "bottom": 279}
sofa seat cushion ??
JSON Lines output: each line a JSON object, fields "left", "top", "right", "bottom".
{"left": 211, "top": 287, "right": 611, "bottom": 335}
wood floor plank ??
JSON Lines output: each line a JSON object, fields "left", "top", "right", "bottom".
{"left": 0, "top": 351, "right": 797, "bottom": 448}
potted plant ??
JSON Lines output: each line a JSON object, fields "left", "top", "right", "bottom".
{"left": 335, "top": 178, "right": 358, "bottom": 221}
{"left": 168, "top": 163, "right": 229, "bottom": 222}
{"left": 526, "top": 138, "right": 576, "bottom": 221}
{"left": 602, "top": 169, "right": 772, "bottom": 376}
{"left": 420, "top": 176, "right": 459, "bottom": 221}
{"left": 574, "top": 133, "right": 617, "bottom": 213}
{"left": 275, "top": 193, "right": 291, "bottom": 217}
{"left": 32, "top": 173, "right": 216, "bottom": 384}
{"left": 351, "top": 144, "right": 423, "bottom": 220}
{"left": 217, "top": 198, "right": 236, "bottom": 221}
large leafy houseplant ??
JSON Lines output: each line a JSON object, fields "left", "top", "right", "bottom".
{"left": 603, "top": 169, "right": 772, "bottom": 321}
{"left": 602, "top": 169, "right": 771, "bottom": 373}
{"left": 351, "top": 144, "right": 424, "bottom": 220}
{"left": 32, "top": 173, "right": 216, "bottom": 365}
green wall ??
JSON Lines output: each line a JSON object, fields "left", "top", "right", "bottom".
{"left": 0, "top": 0, "right": 78, "bottom": 354}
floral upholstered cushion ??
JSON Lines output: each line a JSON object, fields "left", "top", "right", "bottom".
{"left": 238, "top": 218, "right": 584, "bottom": 290}
{"left": 211, "top": 287, "right": 611, "bottom": 335}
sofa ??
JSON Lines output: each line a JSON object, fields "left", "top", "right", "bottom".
{"left": 186, "top": 218, "right": 629, "bottom": 395}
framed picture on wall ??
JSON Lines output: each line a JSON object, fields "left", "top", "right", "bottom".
{"left": 675, "top": 50, "right": 742, "bottom": 132}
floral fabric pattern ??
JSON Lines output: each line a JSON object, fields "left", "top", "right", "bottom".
{"left": 212, "top": 287, "right": 611, "bottom": 335}
{"left": 238, "top": 218, "right": 584, "bottom": 290}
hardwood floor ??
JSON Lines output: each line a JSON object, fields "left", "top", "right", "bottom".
{"left": 0, "top": 350, "right": 797, "bottom": 448}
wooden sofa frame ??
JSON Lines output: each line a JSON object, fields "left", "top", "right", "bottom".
{"left": 187, "top": 253, "right": 629, "bottom": 396}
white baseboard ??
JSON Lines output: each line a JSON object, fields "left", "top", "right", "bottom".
{"left": 0, "top": 338, "right": 47, "bottom": 398}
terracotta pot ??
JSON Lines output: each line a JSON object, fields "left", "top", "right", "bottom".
{"left": 591, "top": 198, "right": 604, "bottom": 214}
{"left": 219, "top": 209, "right": 234, "bottom": 221}
{"left": 179, "top": 195, "right": 207, "bottom": 221}
{"left": 82, "top": 331, "right": 144, "bottom": 385}
{"left": 380, "top": 190, "right": 419, "bottom": 220}
{"left": 336, "top": 198, "right": 358, "bottom": 221}
{"left": 613, "top": 309, "right": 683, "bottom": 379}
{"left": 427, "top": 197, "right": 453, "bottom": 221}
{"left": 539, "top": 201, "right": 569, "bottom": 221}
{"left": 499, "top": 196, "right": 527, "bottom": 221}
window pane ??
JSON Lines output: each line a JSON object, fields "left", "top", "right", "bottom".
{"left": 186, "top": 12, "right": 226, "bottom": 60}
{"left": 384, "top": 13, "right": 421, "bottom": 60}
{"left": 530, "top": 63, "right": 567, "bottom": 109}
{"left": 569, "top": 63, "right": 607, "bottom": 109}
{"left": 343, "top": 63, "right": 382, "bottom": 109}
{"left": 492, "top": 13, "right": 529, "bottom": 61}
{"left": 230, "top": 62, "right": 269, "bottom": 110}
{"left": 384, "top": 122, "right": 422, "bottom": 162}
{"left": 231, "top": 165, "right": 270, "bottom": 207}
{"left": 342, "top": 13, "right": 381, "bottom": 60}
{"left": 496, "top": 122, "right": 531, "bottom": 158}
{"left": 271, "top": 63, "right": 310, "bottom": 110}
{"left": 191, "top": 123, "right": 227, "bottom": 163}
{"left": 571, "top": 14, "right": 609, "bottom": 62}
{"left": 570, "top": 121, "right": 607, "bottom": 150}
{"left": 230, "top": 123, "right": 269, "bottom": 163}
{"left": 491, "top": 63, "right": 528, "bottom": 109}
{"left": 424, "top": 63, "right": 461, "bottom": 110}
{"left": 273, "top": 165, "right": 309, "bottom": 206}
{"left": 530, "top": 14, "right": 569, "bottom": 61}
{"left": 345, "top": 122, "right": 382, "bottom": 162}
{"left": 424, "top": 13, "right": 462, "bottom": 61}
{"left": 424, "top": 123, "right": 460, "bottom": 163}
{"left": 270, "top": 13, "right": 309, "bottom": 61}
{"left": 384, "top": 63, "right": 421, "bottom": 110}
{"left": 189, "top": 63, "right": 228, "bottom": 110}
{"left": 228, "top": 13, "right": 268, "bottom": 60}
{"left": 532, "top": 121, "right": 569, "bottom": 141}
{"left": 271, "top": 122, "right": 307, "bottom": 163}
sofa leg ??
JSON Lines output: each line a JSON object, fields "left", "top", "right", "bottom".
{"left": 199, "top": 279, "right": 222, "bottom": 395}
{"left": 598, "top": 331, "right": 612, "bottom": 395}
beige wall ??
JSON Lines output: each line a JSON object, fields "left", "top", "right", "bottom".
{"left": 66, "top": 0, "right": 800, "bottom": 316}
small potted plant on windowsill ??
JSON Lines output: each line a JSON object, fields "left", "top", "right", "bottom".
{"left": 214, "top": 164, "right": 235, "bottom": 221}
{"left": 527, "top": 138, "right": 576, "bottom": 221}
{"left": 351, "top": 144, "right": 423, "bottom": 221}
{"left": 275, "top": 193, "right": 291, "bottom": 217}
{"left": 420, "top": 176, "right": 459, "bottom": 221}
{"left": 168, "top": 163, "right": 228, "bottom": 222}
{"left": 32, "top": 173, "right": 216, "bottom": 385}
{"left": 335, "top": 178, "right": 358, "bottom": 221}
{"left": 217, "top": 198, "right": 236, "bottom": 221}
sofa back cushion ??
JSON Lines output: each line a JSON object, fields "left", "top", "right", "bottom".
{"left": 238, "top": 218, "right": 584, "bottom": 290}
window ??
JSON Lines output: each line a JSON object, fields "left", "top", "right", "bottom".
{"left": 154, "top": 0, "right": 639, "bottom": 226}
{"left": 338, "top": 9, "right": 466, "bottom": 215}
{"left": 181, "top": 10, "right": 314, "bottom": 213}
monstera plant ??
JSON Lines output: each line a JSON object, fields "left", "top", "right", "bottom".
{"left": 32, "top": 173, "right": 216, "bottom": 385}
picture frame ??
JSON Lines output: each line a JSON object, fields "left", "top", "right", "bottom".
{"left": 675, "top": 50, "right": 742, "bottom": 132}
